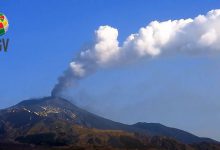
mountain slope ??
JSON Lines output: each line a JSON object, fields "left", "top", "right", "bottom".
{"left": 133, "top": 122, "right": 216, "bottom": 144}
{"left": 0, "top": 96, "right": 218, "bottom": 148}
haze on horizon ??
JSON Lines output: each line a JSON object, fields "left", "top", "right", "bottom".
{"left": 0, "top": 0, "right": 220, "bottom": 141}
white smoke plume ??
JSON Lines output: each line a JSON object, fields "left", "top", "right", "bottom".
{"left": 52, "top": 9, "right": 220, "bottom": 96}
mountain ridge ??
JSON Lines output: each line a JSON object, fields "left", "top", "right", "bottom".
{"left": 0, "top": 97, "right": 216, "bottom": 144}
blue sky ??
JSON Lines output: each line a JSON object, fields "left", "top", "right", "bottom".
{"left": 0, "top": 0, "right": 220, "bottom": 140}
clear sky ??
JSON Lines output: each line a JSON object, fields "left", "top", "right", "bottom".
{"left": 0, "top": 0, "right": 220, "bottom": 140}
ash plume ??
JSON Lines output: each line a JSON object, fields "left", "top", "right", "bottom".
{"left": 52, "top": 9, "right": 220, "bottom": 96}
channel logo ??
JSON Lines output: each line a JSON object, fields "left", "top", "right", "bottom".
{"left": 0, "top": 13, "right": 9, "bottom": 52}
{"left": 0, "top": 13, "right": 9, "bottom": 36}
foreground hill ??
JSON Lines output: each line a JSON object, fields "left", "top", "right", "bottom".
{"left": 0, "top": 96, "right": 219, "bottom": 149}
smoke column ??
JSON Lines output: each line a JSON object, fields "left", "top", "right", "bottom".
{"left": 52, "top": 9, "right": 220, "bottom": 96}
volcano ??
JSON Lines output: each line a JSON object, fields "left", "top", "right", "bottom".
{"left": 0, "top": 96, "right": 219, "bottom": 150}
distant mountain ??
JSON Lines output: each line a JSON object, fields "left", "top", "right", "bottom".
{"left": 132, "top": 122, "right": 216, "bottom": 144}
{"left": 0, "top": 96, "right": 219, "bottom": 150}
